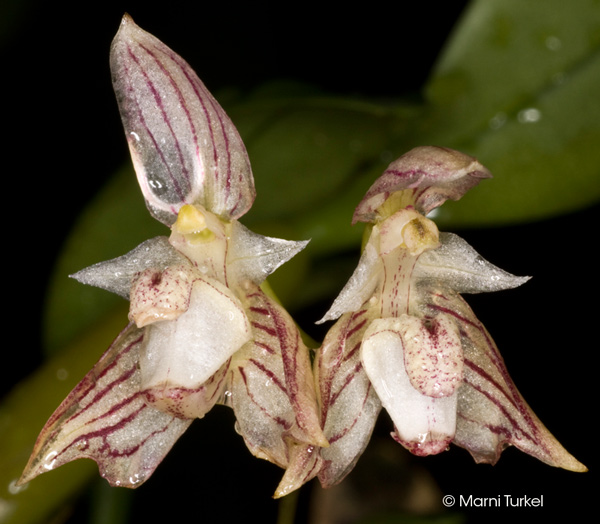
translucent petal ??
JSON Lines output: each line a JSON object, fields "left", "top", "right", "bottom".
{"left": 18, "top": 324, "right": 191, "bottom": 488}
{"left": 227, "top": 220, "right": 309, "bottom": 285}
{"left": 71, "top": 236, "right": 188, "bottom": 299}
{"left": 414, "top": 232, "right": 530, "bottom": 293}
{"left": 317, "top": 241, "right": 381, "bottom": 324}
{"left": 315, "top": 308, "right": 382, "bottom": 487}
{"left": 110, "top": 15, "right": 255, "bottom": 224}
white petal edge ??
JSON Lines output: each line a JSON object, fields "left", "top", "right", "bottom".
{"left": 227, "top": 221, "right": 309, "bottom": 285}
{"left": 71, "top": 237, "right": 188, "bottom": 299}
{"left": 414, "top": 232, "right": 530, "bottom": 293}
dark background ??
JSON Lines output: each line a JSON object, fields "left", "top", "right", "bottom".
{"left": 3, "top": 1, "right": 594, "bottom": 523}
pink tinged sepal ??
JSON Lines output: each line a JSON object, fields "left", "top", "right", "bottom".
{"left": 224, "top": 283, "right": 327, "bottom": 494}
{"left": 353, "top": 146, "right": 492, "bottom": 224}
{"left": 110, "top": 15, "right": 255, "bottom": 225}
{"left": 18, "top": 324, "right": 191, "bottom": 488}
{"left": 274, "top": 442, "right": 323, "bottom": 498}
{"left": 427, "top": 290, "right": 588, "bottom": 472}
{"left": 314, "top": 308, "right": 382, "bottom": 487}
{"left": 361, "top": 315, "right": 462, "bottom": 457}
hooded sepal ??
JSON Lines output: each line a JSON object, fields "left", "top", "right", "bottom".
{"left": 353, "top": 146, "right": 491, "bottom": 223}
{"left": 18, "top": 324, "right": 192, "bottom": 488}
{"left": 110, "top": 15, "right": 255, "bottom": 224}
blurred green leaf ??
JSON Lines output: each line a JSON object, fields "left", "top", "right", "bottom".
{"left": 43, "top": 166, "right": 164, "bottom": 355}
{"left": 416, "top": 0, "right": 600, "bottom": 226}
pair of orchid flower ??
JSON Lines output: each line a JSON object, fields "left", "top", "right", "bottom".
{"left": 19, "top": 15, "right": 585, "bottom": 497}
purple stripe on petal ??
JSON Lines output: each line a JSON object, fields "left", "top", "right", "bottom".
{"left": 110, "top": 15, "right": 255, "bottom": 224}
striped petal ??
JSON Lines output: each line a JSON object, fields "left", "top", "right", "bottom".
{"left": 110, "top": 15, "right": 255, "bottom": 224}
{"left": 225, "top": 283, "right": 326, "bottom": 492}
{"left": 314, "top": 307, "right": 382, "bottom": 487}
{"left": 353, "top": 146, "right": 491, "bottom": 223}
{"left": 425, "top": 286, "right": 587, "bottom": 472}
{"left": 18, "top": 324, "right": 191, "bottom": 488}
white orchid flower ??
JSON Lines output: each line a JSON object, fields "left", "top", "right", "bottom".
{"left": 19, "top": 15, "right": 326, "bottom": 493}
{"left": 306, "top": 146, "right": 586, "bottom": 487}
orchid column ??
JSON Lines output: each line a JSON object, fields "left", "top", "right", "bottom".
{"left": 18, "top": 15, "right": 326, "bottom": 492}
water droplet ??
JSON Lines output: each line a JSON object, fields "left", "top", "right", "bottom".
{"left": 545, "top": 35, "right": 562, "bottom": 51}
{"left": 518, "top": 108, "right": 542, "bottom": 123}
{"left": 128, "top": 473, "right": 145, "bottom": 486}
{"left": 43, "top": 451, "right": 58, "bottom": 470}
{"left": 8, "top": 480, "right": 27, "bottom": 495}
{"left": 489, "top": 112, "right": 507, "bottom": 130}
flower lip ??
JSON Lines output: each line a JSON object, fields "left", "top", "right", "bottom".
{"left": 353, "top": 146, "right": 492, "bottom": 224}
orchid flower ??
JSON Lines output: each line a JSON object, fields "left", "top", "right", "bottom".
{"left": 306, "top": 146, "right": 587, "bottom": 487}
{"left": 18, "top": 15, "right": 326, "bottom": 492}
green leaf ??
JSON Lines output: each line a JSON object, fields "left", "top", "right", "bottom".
{"left": 417, "top": 0, "right": 600, "bottom": 226}
{"left": 43, "top": 166, "right": 165, "bottom": 355}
